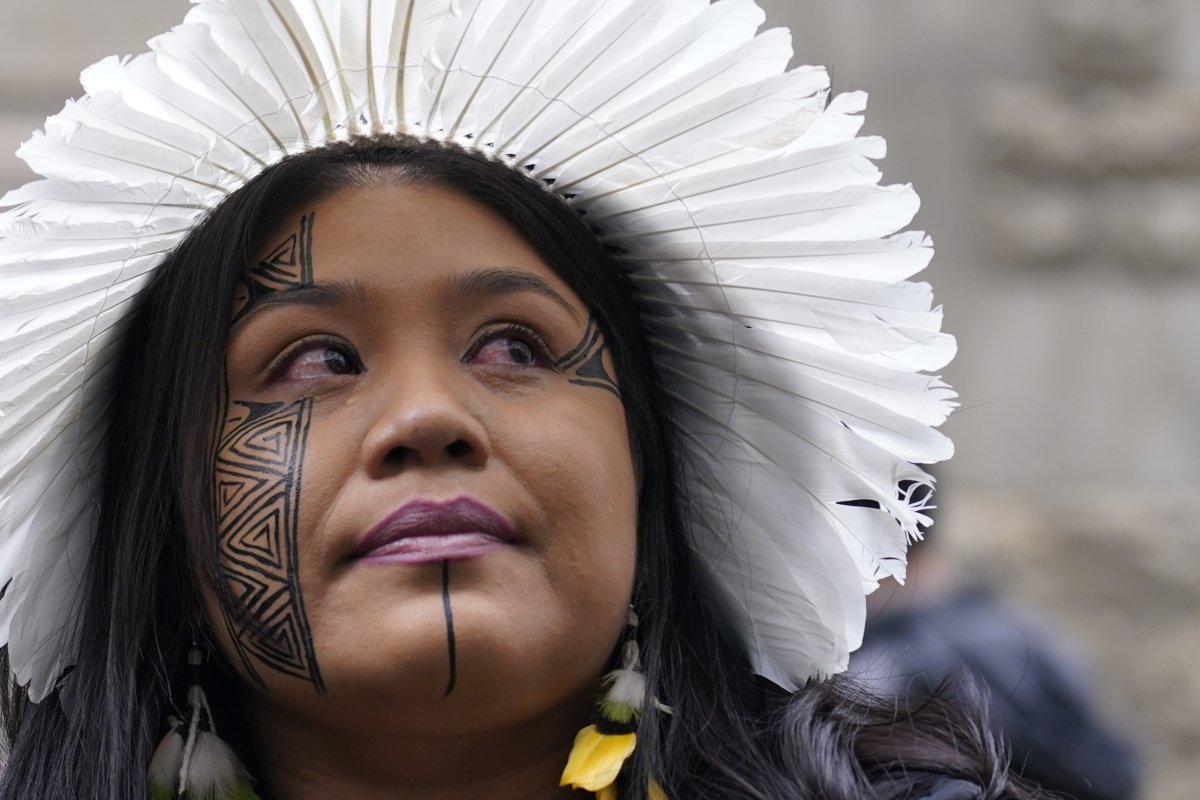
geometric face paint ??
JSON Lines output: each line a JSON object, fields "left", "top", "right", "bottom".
{"left": 555, "top": 319, "right": 620, "bottom": 399}
{"left": 212, "top": 212, "right": 323, "bottom": 690}
{"left": 231, "top": 211, "right": 315, "bottom": 324}
{"left": 212, "top": 397, "right": 324, "bottom": 691}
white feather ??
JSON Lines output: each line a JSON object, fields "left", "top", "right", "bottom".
{"left": 147, "top": 725, "right": 185, "bottom": 795}
{"left": 182, "top": 731, "right": 256, "bottom": 799}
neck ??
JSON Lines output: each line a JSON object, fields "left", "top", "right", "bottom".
{"left": 247, "top": 693, "right": 595, "bottom": 800}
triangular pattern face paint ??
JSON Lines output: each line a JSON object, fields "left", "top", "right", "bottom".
{"left": 557, "top": 320, "right": 620, "bottom": 398}
{"left": 210, "top": 212, "right": 325, "bottom": 692}
{"left": 232, "top": 212, "right": 316, "bottom": 322}
{"left": 213, "top": 396, "right": 323, "bottom": 691}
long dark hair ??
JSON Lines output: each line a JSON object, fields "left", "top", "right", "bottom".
{"left": 0, "top": 136, "right": 1037, "bottom": 799}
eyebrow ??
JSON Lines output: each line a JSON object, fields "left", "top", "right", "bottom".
{"left": 230, "top": 268, "right": 579, "bottom": 331}
{"left": 449, "top": 267, "right": 580, "bottom": 321}
{"left": 230, "top": 279, "right": 369, "bottom": 332}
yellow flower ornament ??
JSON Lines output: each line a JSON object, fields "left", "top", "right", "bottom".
{"left": 560, "top": 725, "right": 637, "bottom": 792}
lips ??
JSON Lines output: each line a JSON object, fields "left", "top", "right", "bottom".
{"left": 353, "top": 497, "right": 515, "bottom": 566}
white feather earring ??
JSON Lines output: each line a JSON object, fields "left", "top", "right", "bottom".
{"left": 147, "top": 646, "right": 260, "bottom": 800}
{"left": 146, "top": 717, "right": 186, "bottom": 800}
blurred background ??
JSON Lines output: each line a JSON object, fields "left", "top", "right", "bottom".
{"left": 1, "top": 0, "right": 1196, "bottom": 796}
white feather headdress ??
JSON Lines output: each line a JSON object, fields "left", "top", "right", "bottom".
{"left": 0, "top": 0, "right": 955, "bottom": 702}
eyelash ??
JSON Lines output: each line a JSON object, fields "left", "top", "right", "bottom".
{"left": 266, "top": 335, "right": 363, "bottom": 383}
{"left": 464, "top": 323, "right": 556, "bottom": 368}
{"left": 264, "top": 323, "right": 554, "bottom": 384}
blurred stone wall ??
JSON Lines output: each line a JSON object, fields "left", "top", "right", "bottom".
{"left": 766, "top": 2, "right": 1200, "bottom": 798}
{"left": 2, "top": 1, "right": 1197, "bottom": 797}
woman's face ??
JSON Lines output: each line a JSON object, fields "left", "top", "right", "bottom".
{"left": 207, "top": 180, "right": 638, "bottom": 736}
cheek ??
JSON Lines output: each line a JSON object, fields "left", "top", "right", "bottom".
{"left": 504, "top": 397, "right": 638, "bottom": 593}
{"left": 208, "top": 397, "right": 326, "bottom": 689}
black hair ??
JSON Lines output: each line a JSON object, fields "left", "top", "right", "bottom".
{"left": 0, "top": 136, "right": 1042, "bottom": 799}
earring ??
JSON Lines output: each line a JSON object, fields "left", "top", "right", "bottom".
{"left": 560, "top": 610, "right": 669, "bottom": 800}
{"left": 147, "top": 643, "right": 260, "bottom": 800}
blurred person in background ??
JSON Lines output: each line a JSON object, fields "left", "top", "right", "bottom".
{"left": 851, "top": 481, "right": 1142, "bottom": 800}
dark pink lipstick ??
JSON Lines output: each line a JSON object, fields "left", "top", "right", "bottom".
{"left": 354, "top": 497, "right": 514, "bottom": 565}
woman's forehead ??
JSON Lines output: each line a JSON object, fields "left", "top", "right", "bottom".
{"left": 242, "top": 182, "right": 588, "bottom": 318}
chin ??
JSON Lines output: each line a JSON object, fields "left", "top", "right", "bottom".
{"left": 275, "top": 601, "right": 607, "bottom": 731}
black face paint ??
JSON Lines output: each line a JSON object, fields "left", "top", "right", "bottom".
{"left": 231, "top": 211, "right": 316, "bottom": 324}
{"left": 442, "top": 559, "right": 457, "bottom": 697}
{"left": 555, "top": 319, "right": 620, "bottom": 398}
{"left": 212, "top": 211, "right": 324, "bottom": 690}
{"left": 213, "top": 398, "right": 324, "bottom": 691}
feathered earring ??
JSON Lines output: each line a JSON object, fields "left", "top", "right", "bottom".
{"left": 560, "top": 610, "right": 669, "bottom": 800}
{"left": 147, "top": 645, "right": 260, "bottom": 800}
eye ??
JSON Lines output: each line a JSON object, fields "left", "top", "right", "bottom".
{"left": 270, "top": 336, "right": 364, "bottom": 382}
{"left": 466, "top": 324, "right": 553, "bottom": 368}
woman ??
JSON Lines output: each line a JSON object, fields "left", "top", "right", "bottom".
{"left": 0, "top": 1, "right": 1034, "bottom": 798}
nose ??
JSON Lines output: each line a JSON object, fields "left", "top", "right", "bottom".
{"left": 360, "top": 356, "right": 491, "bottom": 477}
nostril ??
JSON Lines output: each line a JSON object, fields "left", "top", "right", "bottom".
{"left": 383, "top": 445, "right": 409, "bottom": 468}
{"left": 445, "top": 439, "right": 473, "bottom": 460}
{"left": 368, "top": 415, "right": 488, "bottom": 474}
